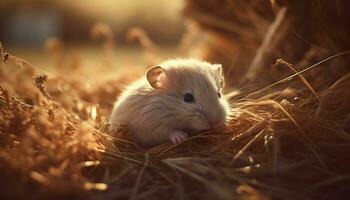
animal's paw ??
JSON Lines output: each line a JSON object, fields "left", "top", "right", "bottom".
{"left": 169, "top": 130, "right": 189, "bottom": 144}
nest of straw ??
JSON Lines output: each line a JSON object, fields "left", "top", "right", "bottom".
{"left": 1, "top": 1, "right": 350, "bottom": 199}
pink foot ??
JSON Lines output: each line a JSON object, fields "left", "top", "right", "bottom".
{"left": 169, "top": 130, "right": 189, "bottom": 144}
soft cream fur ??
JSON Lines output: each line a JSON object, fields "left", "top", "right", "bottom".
{"left": 109, "top": 59, "right": 230, "bottom": 146}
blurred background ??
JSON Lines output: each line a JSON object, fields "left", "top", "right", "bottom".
{"left": 0, "top": 0, "right": 186, "bottom": 73}
{"left": 0, "top": 0, "right": 185, "bottom": 45}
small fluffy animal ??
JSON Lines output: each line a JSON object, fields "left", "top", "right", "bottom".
{"left": 109, "top": 59, "right": 230, "bottom": 146}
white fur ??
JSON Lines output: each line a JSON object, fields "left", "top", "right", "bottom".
{"left": 109, "top": 59, "right": 230, "bottom": 146}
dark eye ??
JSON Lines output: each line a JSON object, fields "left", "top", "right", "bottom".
{"left": 218, "top": 92, "right": 221, "bottom": 98}
{"left": 183, "top": 93, "right": 195, "bottom": 103}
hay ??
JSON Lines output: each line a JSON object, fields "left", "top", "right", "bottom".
{"left": 183, "top": 0, "right": 350, "bottom": 87}
{"left": 1, "top": 1, "right": 350, "bottom": 199}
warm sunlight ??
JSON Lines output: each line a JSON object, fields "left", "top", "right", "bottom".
{"left": 1, "top": 1, "right": 350, "bottom": 200}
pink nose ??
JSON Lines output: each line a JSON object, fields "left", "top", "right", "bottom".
{"left": 201, "top": 112, "right": 218, "bottom": 128}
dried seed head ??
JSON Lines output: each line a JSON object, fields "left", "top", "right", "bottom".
{"left": 90, "top": 23, "right": 112, "bottom": 40}
{"left": 0, "top": 41, "right": 9, "bottom": 63}
{"left": 33, "top": 74, "right": 48, "bottom": 92}
{"left": 3, "top": 53, "right": 9, "bottom": 63}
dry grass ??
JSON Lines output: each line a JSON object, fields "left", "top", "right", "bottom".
{"left": 1, "top": 39, "right": 350, "bottom": 200}
{"left": 1, "top": 1, "right": 350, "bottom": 199}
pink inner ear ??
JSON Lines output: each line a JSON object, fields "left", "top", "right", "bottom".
{"left": 156, "top": 72, "right": 166, "bottom": 88}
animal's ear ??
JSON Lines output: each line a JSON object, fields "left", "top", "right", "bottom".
{"left": 146, "top": 66, "right": 166, "bottom": 89}
{"left": 213, "top": 64, "right": 225, "bottom": 89}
